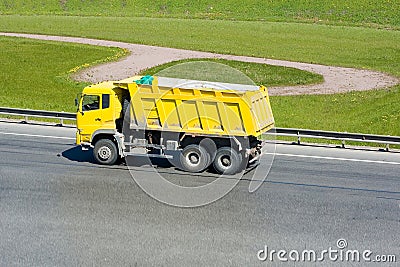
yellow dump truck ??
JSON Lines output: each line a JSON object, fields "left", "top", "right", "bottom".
{"left": 76, "top": 75, "right": 274, "bottom": 174}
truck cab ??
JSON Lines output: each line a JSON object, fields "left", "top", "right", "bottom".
{"left": 76, "top": 81, "right": 129, "bottom": 163}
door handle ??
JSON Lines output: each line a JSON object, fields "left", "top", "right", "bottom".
{"left": 95, "top": 118, "right": 101, "bottom": 121}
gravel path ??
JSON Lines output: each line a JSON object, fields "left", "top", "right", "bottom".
{"left": 2, "top": 32, "right": 398, "bottom": 96}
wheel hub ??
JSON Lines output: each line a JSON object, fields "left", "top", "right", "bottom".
{"left": 188, "top": 152, "right": 200, "bottom": 165}
{"left": 98, "top": 146, "right": 112, "bottom": 160}
{"left": 221, "top": 156, "right": 231, "bottom": 167}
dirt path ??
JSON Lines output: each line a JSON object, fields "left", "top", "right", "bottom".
{"left": 2, "top": 32, "right": 398, "bottom": 96}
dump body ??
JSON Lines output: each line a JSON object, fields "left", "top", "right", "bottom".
{"left": 76, "top": 75, "right": 274, "bottom": 173}
{"left": 114, "top": 76, "right": 274, "bottom": 137}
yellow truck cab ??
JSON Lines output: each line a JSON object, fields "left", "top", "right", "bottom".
{"left": 76, "top": 75, "right": 274, "bottom": 174}
{"left": 76, "top": 81, "right": 126, "bottom": 145}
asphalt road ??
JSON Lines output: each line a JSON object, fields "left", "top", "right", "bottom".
{"left": 0, "top": 121, "right": 399, "bottom": 266}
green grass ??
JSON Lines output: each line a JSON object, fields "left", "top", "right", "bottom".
{"left": 0, "top": 36, "right": 125, "bottom": 111}
{"left": 1, "top": 0, "right": 399, "bottom": 28}
{"left": 1, "top": 16, "right": 399, "bottom": 77}
{"left": 272, "top": 86, "right": 400, "bottom": 135}
{"left": 139, "top": 59, "right": 323, "bottom": 87}
{"left": 0, "top": 36, "right": 320, "bottom": 112}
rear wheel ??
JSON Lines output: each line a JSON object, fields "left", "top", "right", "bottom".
{"left": 180, "top": 144, "right": 210, "bottom": 173}
{"left": 93, "top": 139, "right": 118, "bottom": 165}
{"left": 213, "top": 147, "right": 243, "bottom": 175}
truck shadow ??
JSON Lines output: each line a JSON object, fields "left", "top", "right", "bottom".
{"left": 61, "top": 146, "right": 175, "bottom": 168}
{"left": 125, "top": 155, "right": 176, "bottom": 168}
{"left": 61, "top": 146, "right": 96, "bottom": 163}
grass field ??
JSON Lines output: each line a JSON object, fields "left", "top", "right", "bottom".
{"left": 1, "top": 0, "right": 399, "bottom": 28}
{"left": 0, "top": 37, "right": 320, "bottom": 111}
{"left": 273, "top": 87, "right": 400, "bottom": 134}
{"left": 0, "top": 37, "right": 123, "bottom": 111}
{"left": 1, "top": 16, "right": 399, "bottom": 77}
{"left": 0, "top": 3, "right": 399, "bottom": 135}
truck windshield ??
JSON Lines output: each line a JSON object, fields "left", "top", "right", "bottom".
{"left": 82, "top": 95, "right": 100, "bottom": 111}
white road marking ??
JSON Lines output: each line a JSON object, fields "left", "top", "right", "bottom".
{"left": 0, "top": 131, "right": 75, "bottom": 140}
{"left": 264, "top": 152, "right": 400, "bottom": 165}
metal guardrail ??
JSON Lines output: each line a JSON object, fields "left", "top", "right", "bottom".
{"left": 1, "top": 107, "right": 399, "bottom": 150}
{"left": 0, "top": 107, "right": 76, "bottom": 125}
{"left": 263, "top": 128, "right": 400, "bottom": 151}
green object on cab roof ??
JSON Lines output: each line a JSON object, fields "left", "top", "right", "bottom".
{"left": 135, "top": 75, "right": 154, "bottom": 85}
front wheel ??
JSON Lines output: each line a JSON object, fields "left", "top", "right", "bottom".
{"left": 93, "top": 139, "right": 118, "bottom": 165}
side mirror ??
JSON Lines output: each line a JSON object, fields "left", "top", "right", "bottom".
{"left": 75, "top": 94, "right": 83, "bottom": 114}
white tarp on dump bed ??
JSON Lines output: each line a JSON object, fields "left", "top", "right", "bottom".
{"left": 156, "top": 77, "right": 260, "bottom": 92}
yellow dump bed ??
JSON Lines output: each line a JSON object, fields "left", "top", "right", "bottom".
{"left": 115, "top": 76, "right": 274, "bottom": 137}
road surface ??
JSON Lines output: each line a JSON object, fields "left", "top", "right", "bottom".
{"left": 0, "top": 121, "right": 399, "bottom": 266}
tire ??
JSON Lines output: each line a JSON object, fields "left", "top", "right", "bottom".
{"left": 180, "top": 144, "right": 210, "bottom": 173}
{"left": 93, "top": 139, "right": 119, "bottom": 165}
{"left": 213, "top": 147, "right": 243, "bottom": 175}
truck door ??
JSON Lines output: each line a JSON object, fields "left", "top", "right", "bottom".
{"left": 76, "top": 92, "right": 115, "bottom": 145}
{"left": 77, "top": 94, "right": 103, "bottom": 141}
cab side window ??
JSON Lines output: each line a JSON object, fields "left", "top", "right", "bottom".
{"left": 102, "top": 94, "right": 110, "bottom": 109}
{"left": 82, "top": 95, "right": 100, "bottom": 111}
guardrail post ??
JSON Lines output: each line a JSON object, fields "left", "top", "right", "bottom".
{"left": 24, "top": 115, "right": 28, "bottom": 123}
{"left": 341, "top": 139, "right": 346, "bottom": 148}
{"left": 297, "top": 131, "right": 301, "bottom": 144}
{"left": 386, "top": 144, "right": 390, "bottom": 152}
{"left": 59, "top": 118, "right": 64, "bottom": 127}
